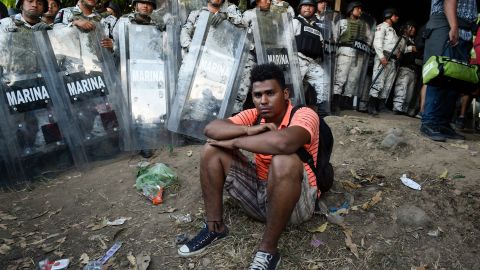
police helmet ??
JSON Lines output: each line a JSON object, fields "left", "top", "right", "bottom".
{"left": 346, "top": 1, "right": 362, "bottom": 16}
{"left": 16, "top": 0, "right": 48, "bottom": 13}
{"left": 383, "top": 8, "right": 398, "bottom": 19}
{"left": 132, "top": 0, "right": 156, "bottom": 9}
{"left": 298, "top": 0, "right": 317, "bottom": 11}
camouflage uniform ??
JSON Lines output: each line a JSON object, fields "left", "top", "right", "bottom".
{"left": 369, "top": 21, "right": 404, "bottom": 99}
{"left": 54, "top": 5, "right": 117, "bottom": 38}
{"left": 0, "top": 13, "right": 51, "bottom": 32}
{"left": 333, "top": 18, "right": 372, "bottom": 98}
{"left": 270, "top": 0, "right": 295, "bottom": 17}
{"left": 393, "top": 36, "right": 418, "bottom": 112}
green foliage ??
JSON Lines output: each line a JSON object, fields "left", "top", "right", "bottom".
{"left": 3, "top": 0, "right": 16, "bottom": 8}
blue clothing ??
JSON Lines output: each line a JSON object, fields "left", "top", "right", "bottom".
{"left": 422, "top": 0, "right": 476, "bottom": 128}
{"left": 430, "top": 0, "right": 477, "bottom": 41}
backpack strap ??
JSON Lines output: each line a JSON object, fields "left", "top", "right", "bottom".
{"left": 286, "top": 105, "right": 320, "bottom": 178}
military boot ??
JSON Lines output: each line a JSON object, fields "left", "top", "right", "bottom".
{"left": 367, "top": 97, "right": 378, "bottom": 115}
{"left": 331, "top": 94, "right": 341, "bottom": 115}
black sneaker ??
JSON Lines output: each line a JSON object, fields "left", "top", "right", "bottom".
{"left": 177, "top": 223, "right": 228, "bottom": 257}
{"left": 438, "top": 125, "right": 466, "bottom": 140}
{"left": 420, "top": 124, "right": 447, "bottom": 142}
{"left": 248, "top": 251, "right": 281, "bottom": 270}
{"left": 455, "top": 117, "right": 466, "bottom": 130}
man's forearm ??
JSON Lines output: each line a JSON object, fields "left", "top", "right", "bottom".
{"left": 444, "top": 0, "right": 458, "bottom": 29}
{"left": 204, "top": 119, "right": 247, "bottom": 140}
{"left": 232, "top": 127, "right": 307, "bottom": 155}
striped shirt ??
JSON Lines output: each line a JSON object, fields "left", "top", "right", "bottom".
{"left": 430, "top": 0, "right": 478, "bottom": 40}
{"left": 228, "top": 102, "right": 320, "bottom": 187}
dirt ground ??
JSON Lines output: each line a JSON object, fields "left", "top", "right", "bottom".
{"left": 0, "top": 111, "right": 479, "bottom": 270}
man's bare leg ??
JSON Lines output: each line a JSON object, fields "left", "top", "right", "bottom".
{"left": 258, "top": 154, "right": 303, "bottom": 254}
{"left": 199, "top": 144, "right": 234, "bottom": 232}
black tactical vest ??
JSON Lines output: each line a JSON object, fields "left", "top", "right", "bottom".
{"left": 295, "top": 16, "right": 324, "bottom": 59}
{"left": 399, "top": 38, "right": 417, "bottom": 68}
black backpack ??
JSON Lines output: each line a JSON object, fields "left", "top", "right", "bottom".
{"left": 256, "top": 105, "right": 335, "bottom": 192}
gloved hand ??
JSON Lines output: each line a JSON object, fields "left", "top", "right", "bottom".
{"left": 31, "top": 22, "right": 52, "bottom": 31}
{"left": 155, "top": 19, "right": 166, "bottom": 31}
{"left": 210, "top": 12, "right": 228, "bottom": 27}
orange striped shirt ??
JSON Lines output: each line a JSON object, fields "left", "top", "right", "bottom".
{"left": 229, "top": 103, "right": 320, "bottom": 187}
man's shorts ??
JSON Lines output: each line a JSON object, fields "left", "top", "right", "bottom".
{"left": 224, "top": 151, "right": 317, "bottom": 225}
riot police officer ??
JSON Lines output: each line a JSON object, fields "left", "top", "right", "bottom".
{"left": 0, "top": 0, "right": 50, "bottom": 32}
{"left": 368, "top": 8, "right": 404, "bottom": 115}
{"left": 54, "top": 0, "right": 116, "bottom": 51}
{"left": 293, "top": 0, "right": 329, "bottom": 116}
{"left": 393, "top": 21, "right": 419, "bottom": 115}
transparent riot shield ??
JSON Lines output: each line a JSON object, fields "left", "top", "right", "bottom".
{"left": 317, "top": 11, "right": 341, "bottom": 110}
{"left": 167, "top": 10, "right": 248, "bottom": 140}
{"left": 252, "top": 10, "right": 304, "bottom": 105}
{"left": 176, "top": 0, "right": 205, "bottom": 24}
{"left": 38, "top": 25, "right": 128, "bottom": 163}
{"left": 333, "top": 13, "right": 376, "bottom": 108}
{"left": 0, "top": 31, "right": 76, "bottom": 184}
{"left": 118, "top": 21, "right": 172, "bottom": 150}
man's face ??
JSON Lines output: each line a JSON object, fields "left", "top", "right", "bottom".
{"left": 351, "top": 6, "right": 362, "bottom": 17}
{"left": 408, "top": 26, "right": 416, "bottom": 37}
{"left": 317, "top": 1, "right": 327, "bottom": 13}
{"left": 391, "top": 14, "right": 399, "bottom": 24}
{"left": 136, "top": 2, "right": 154, "bottom": 15}
{"left": 256, "top": 0, "right": 271, "bottom": 11}
{"left": 252, "top": 79, "right": 289, "bottom": 120}
{"left": 300, "top": 4, "right": 315, "bottom": 18}
{"left": 44, "top": 0, "right": 59, "bottom": 17}
{"left": 22, "top": 0, "right": 45, "bottom": 18}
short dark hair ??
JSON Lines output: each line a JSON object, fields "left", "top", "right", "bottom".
{"left": 250, "top": 63, "right": 286, "bottom": 91}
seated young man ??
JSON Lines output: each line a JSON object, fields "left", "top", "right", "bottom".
{"left": 178, "top": 63, "right": 320, "bottom": 270}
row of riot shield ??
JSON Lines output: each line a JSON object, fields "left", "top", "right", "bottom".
{"left": 0, "top": 26, "right": 127, "bottom": 185}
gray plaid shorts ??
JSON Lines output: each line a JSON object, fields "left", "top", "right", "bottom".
{"left": 224, "top": 151, "right": 317, "bottom": 225}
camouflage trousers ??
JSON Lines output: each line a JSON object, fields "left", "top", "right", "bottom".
{"left": 369, "top": 58, "right": 398, "bottom": 99}
{"left": 393, "top": 67, "right": 416, "bottom": 112}
{"left": 299, "top": 56, "right": 329, "bottom": 103}
{"left": 233, "top": 52, "right": 256, "bottom": 114}
{"left": 333, "top": 51, "right": 366, "bottom": 97}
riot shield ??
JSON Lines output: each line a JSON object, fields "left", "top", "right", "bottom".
{"left": 0, "top": 31, "right": 76, "bottom": 184}
{"left": 252, "top": 10, "right": 304, "bottom": 105}
{"left": 118, "top": 21, "right": 172, "bottom": 150}
{"left": 38, "top": 25, "right": 128, "bottom": 163}
{"left": 167, "top": 10, "right": 248, "bottom": 140}
{"left": 332, "top": 13, "right": 376, "bottom": 108}
{"left": 317, "top": 11, "right": 341, "bottom": 110}
{"left": 176, "top": 0, "right": 206, "bottom": 24}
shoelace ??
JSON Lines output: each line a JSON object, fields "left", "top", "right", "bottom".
{"left": 249, "top": 253, "right": 272, "bottom": 270}
{"left": 190, "top": 229, "right": 218, "bottom": 249}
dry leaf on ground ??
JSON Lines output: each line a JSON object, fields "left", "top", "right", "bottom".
{"left": 308, "top": 222, "right": 328, "bottom": 233}
{"left": 341, "top": 225, "right": 359, "bottom": 259}
{"left": 361, "top": 191, "right": 383, "bottom": 210}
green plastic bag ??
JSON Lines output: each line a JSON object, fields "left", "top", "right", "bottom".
{"left": 135, "top": 163, "right": 177, "bottom": 190}
{"left": 422, "top": 55, "right": 479, "bottom": 92}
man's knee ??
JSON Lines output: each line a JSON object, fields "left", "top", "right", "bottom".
{"left": 269, "top": 154, "right": 303, "bottom": 182}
